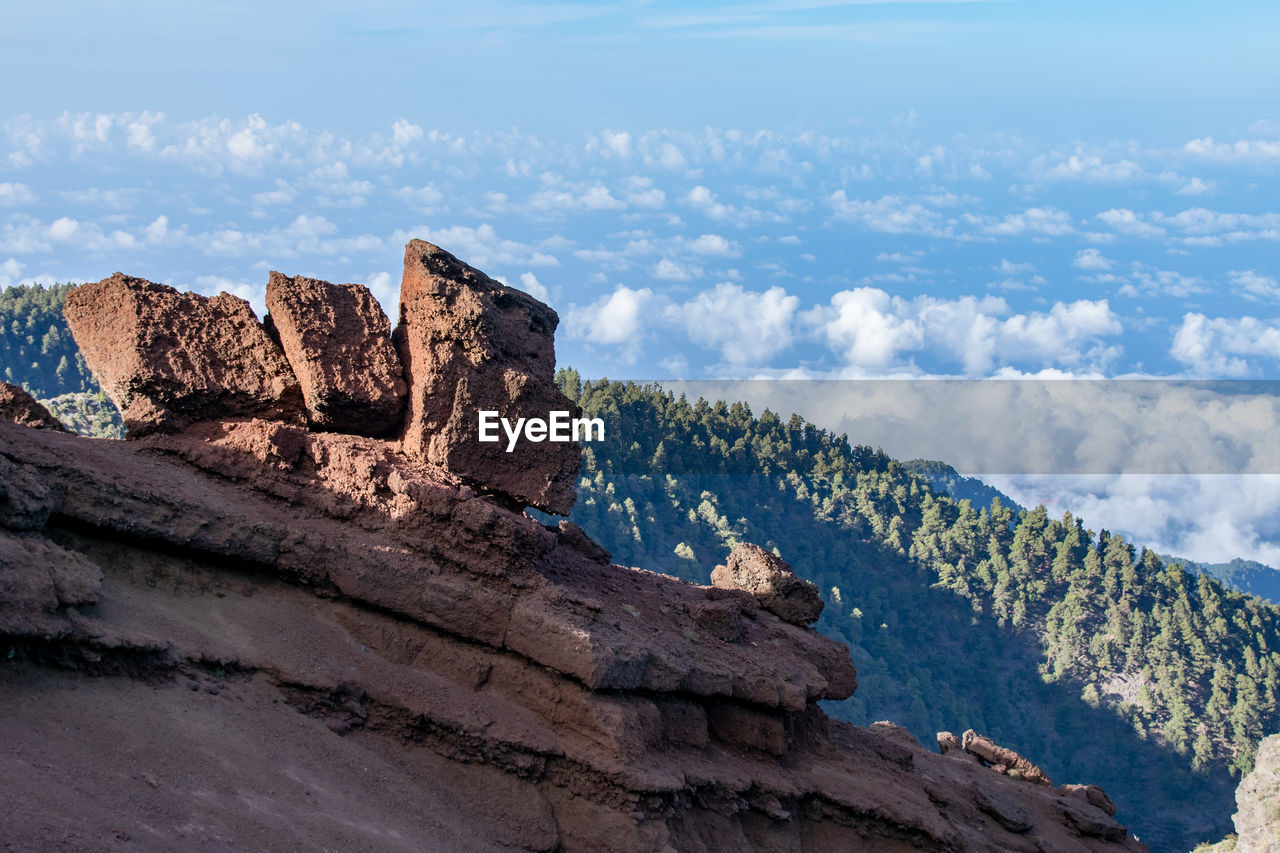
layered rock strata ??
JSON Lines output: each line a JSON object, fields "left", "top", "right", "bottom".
{"left": 0, "top": 243, "right": 1144, "bottom": 851}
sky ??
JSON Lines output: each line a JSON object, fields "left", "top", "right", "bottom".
{"left": 5, "top": 0, "right": 1280, "bottom": 562}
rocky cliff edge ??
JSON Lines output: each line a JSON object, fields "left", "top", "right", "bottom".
{"left": 0, "top": 241, "right": 1143, "bottom": 851}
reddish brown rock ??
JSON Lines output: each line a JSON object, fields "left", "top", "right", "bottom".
{"left": 0, "top": 383, "right": 65, "bottom": 431}
{"left": 711, "top": 542, "right": 824, "bottom": 626}
{"left": 963, "top": 729, "right": 1054, "bottom": 786}
{"left": 63, "top": 273, "right": 302, "bottom": 436}
{"left": 264, "top": 272, "right": 406, "bottom": 435}
{"left": 392, "top": 240, "right": 579, "bottom": 514}
{"left": 1061, "top": 784, "right": 1119, "bottom": 817}
{"left": 0, "top": 417, "right": 1143, "bottom": 853}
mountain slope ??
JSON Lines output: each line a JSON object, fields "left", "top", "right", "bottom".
{"left": 557, "top": 373, "right": 1280, "bottom": 853}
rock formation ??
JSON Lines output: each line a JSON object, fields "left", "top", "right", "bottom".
{"left": 264, "top": 271, "right": 406, "bottom": 435}
{"left": 960, "top": 729, "right": 1054, "bottom": 786}
{"left": 63, "top": 273, "right": 303, "bottom": 435}
{"left": 711, "top": 542, "right": 824, "bottom": 626}
{"left": 0, "top": 382, "right": 65, "bottom": 431}
{"left": 1200, "top": 733, "right": 1280, "bottom": 852}
{"left": 0, "top": 243, "right": 1144, "bottom": 851}
{"left": 393, "top": 239, "right": 579, "bottom": 515}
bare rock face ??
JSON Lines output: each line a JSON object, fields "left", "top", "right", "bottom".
{"left": 711, "top": 542, "right": 824, "bottom": 626}
{"left": 963, "top": 729, "right": 1054, "bottom": 786}
{"left": 0, "top": 418, "right": 1143, "bottom": 852}
{"left": 63, "top": 273, "right": 303, "bottom": 436}
{"left": 264, "top": 272, "right": 406, "bottom": 435}
{"left": 0, "top": 383, "right": 66, "bottom": 431}
{"left": 1230, "top": 733, "right": 1280, "bottom": 852}
{"left": 393, "top": 240, "right": 579, "bottom": 515}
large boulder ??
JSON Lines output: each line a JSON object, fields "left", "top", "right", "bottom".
{"left": 264, "top": 272, "right": 406, "bottom": 435}
{"left": 392, "top": 240, "right": 579, "bottom": 514}
{"left": 0, "top": 383, "right": 65, "bottom": 431}
{"left": 63, "top": 274, "right": 303, "bottom": 436}
{"left": 711, "top": 543, "right": 824, "bottom": 626}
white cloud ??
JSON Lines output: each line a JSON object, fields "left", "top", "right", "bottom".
{"left": 564, "top": 284, "right": 662, "bottom": 362}
{"left": 143, "top": 215, "right": 169, "bottom": 243}
{"left": 1043, "top": 153, "right": 1143, "bottom": 183}
{"left": 391, "top": 119, "right": 424, "bottom": 147}
{"left": 519, "top": 271, "right": 551, "bottom": 304}
{"left": 364, "top": 271, "right": 396, "bottom": 316}
{"left": 0, "top": 182, "right": 34, "bottom": 205}
{"left": 665, "top": 282, "right": 800, "bottom": 366}
{"left": 1171, "top": 313, "right": 1280, "bottom": 376}
{"left": 526, "top": 181, "right": 626, "bottom": 215}
{"left": 1184, "top": 136, "right": 1280, "bottom": 163}
{"left": 652, "top": 258, "right": 700, "bottom": 281}
{"left": 1095, "top": 208, "right": 1166, "bottom": 239}
{"left": 1073, "top": 248, "right": 1114, "bottom": 270}
{"left": 996, "top": 259, "right": 1036, "bottom": 274}
{"left": 828, "top": 191, "right": 949, "bottom": 236}
{"left": 252, "top": 179, "right": 297, "bottom": 209}
{"left": 1175, "top": 176, "right": 1214, "bottom": 196}
{"left": 1110, "top": 264, "right": 1204, "bottom": 299}
{"left": 0, "top": 257, "right": 23, "bottom": 286}
{"left": 686, "top": 185, "right": 732, "bottom": 220}
{"left": 395, "top": 183, "right": 444, "bottom": 212}
{"left": 685, "top": 233, "right": 739, "bottom": 257}
{"left": 807, "top": 289, "right": 1121, "bottom": 374}
{"left": 590, "top": 130, "right": 632, "bottom": 159}
{"left": 979, "top": 207, "right": 1075, "bottom": 238}
{"left": 1231, "top": 270, "right": 1280, "bottom": 302}
{"left": 48, "top": 217, "right": 80, "bottom": 240}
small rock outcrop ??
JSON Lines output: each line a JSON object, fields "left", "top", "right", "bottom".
{"left": 0, "top": 383, "right": 65, "bottom": 431}
{"left": 711, "top": 542, "right": 824, "bottom": 626}
{"left": 393, "top": 239, "right": 579, "bottom": 515}
{"left": 1225, "top": 733, "right": 1280, "bottom": 852}
{"left": 63, "top": 273, "right": 303, "bottom": 435}
{"left": 264, "top": 272, "right": 407, "bottom": 435}
{"left": 961, "top": 729, "right": 1054, "bottom": 785}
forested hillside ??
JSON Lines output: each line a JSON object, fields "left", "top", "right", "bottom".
{"left": 1, "top": 284, "right": 96, "bottom": 397}
{"left": 0, "top": 284, "right": 123, "bottom": 438}
{"left": 557, "top": 371, "right": 1280, "bottom": 852}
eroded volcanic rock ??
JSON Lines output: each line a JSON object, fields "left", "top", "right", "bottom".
{"left": 1228, "top": 733, "right": 1280, "bottom": 851}
{"left": 962, "top": 729, "right": 1054, "bottom": 786}
{"left": 0, "top": 418, "right": 1142, "bottom": 852}
{"left": 393, "top": 240, "right": 579, "bottom": 514}
{"left": 1, "top": 245, "right": 1144, "bottom": 852}
{"left": 0, "top": 382, "right": 65, "bottom": 431}
{"left": 264, "top": 272, "right": 406, "bottom": 435}
{"left": 711, "top": 542, "right": 824, "bottom": 626}
{"left": 63, "top": 273, "right": 302, "bottom": 435}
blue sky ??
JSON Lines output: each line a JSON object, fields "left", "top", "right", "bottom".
{"left": 6, "top": 1, "right": 1280, "bottom": 559}
{"left": 5, "top": 1, "right": 1280, "bottom": 381}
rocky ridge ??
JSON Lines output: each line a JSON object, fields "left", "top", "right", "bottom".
{"left": 0, "top": 241, "right": 1143, "bottom": 851}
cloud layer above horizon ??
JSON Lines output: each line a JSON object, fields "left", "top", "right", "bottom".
{"left": 5, "top": 111, "right": 1280, "bottom": 383}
